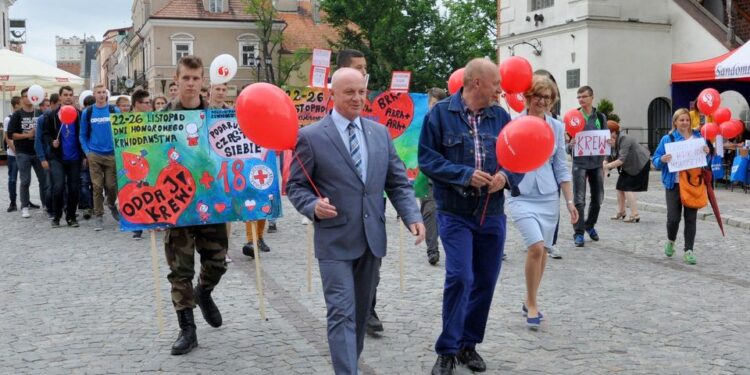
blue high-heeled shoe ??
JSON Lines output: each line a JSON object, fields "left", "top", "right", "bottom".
{"left": 522, "top": 304, "right": 544, "bottom": 321}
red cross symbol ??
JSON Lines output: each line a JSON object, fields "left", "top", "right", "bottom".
{"left": 253, "top": 168, "right": 269, "bottom": 185}
{"left": 199, "top": 171, "right": 214, "bottom": 189}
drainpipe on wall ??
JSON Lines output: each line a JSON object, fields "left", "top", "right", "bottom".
{"left": 727, "top": 0, "right": 734, "bottom": 45}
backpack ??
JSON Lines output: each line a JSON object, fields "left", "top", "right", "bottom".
{"left": 84, "top": 104, "right": 117, "bottom": 125}
{"left": 668, "top": 133, "right": 708, "bottom": 209}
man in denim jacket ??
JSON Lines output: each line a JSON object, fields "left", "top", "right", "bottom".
{"left": 419, "top": 58, "right": 521, "bottom": 375}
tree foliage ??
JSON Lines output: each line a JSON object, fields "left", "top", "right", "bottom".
{"left": 320, "top": 0, "right": 497, "bottom": 92}
{"left": 243, "top": 0, "right": 306, "bottom": 85}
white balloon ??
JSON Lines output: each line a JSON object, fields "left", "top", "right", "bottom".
{"left": 27, "top": 84, "right": 45, "bottom": 106}
{"left": 79, "top": 90, "right": 93, "bottom": 108}
{"left": 209, "top": 54, "right": 238, "bottom": 85}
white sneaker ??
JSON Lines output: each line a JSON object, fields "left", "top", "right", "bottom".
{"left": 301, "top": 217, "right": 309, "bottom": 225}
{"left": 225, "top": 255, "right": 233, "bottom": 263}
{"left": 547, "top": 245, "right": 562, "bottom": 259}
{"left": 21, "top": 207, "right": 30, "bottom": 218}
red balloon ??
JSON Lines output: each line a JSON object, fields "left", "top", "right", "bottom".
{"left": 713, "top": 107, "right": 731, "bottom": 124}
{"left": 732, "top": 119, "right": 746, "bottom": 136}
{"left": 499, "top": 56, "right": 533, "bottom": 94}
{"left": 700, "top": 122, "right": 719, "bottom": 141}
{"left": 58, "top": 105, "right": 78, "bottom": 124}
{"left": 505, "top": 92, "right": 525, "bottom": 113}
{"left": 236, "top": 83, "right": 298, "bottom": 150}
{"left": 563, "top": 108, "right": 586, "bottom": 137}
{"left": 696, "top": 88, "right": 721, "bottom": 116}
{"left": 447, "top": 68, "right": 464, "bottom": 95}
{"left": 496, "top": 116, "right": 555, "bottom": 173}
{"left": 719, "top": 121, "right": 740, "bottom": 139}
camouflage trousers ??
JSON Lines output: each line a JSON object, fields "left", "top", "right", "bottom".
{"left": 164, "top": 224, "right": 228, "bottom": 311}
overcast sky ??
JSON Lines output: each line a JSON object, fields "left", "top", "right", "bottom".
{"left": 9, "top": 0, "right": 133, "bottom": 65}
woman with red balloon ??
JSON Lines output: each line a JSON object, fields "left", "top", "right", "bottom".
{"left": 652, "top": 108, "right": 711, "bottom": 265}
{"left": 505, "top": 76, "right": 578, "bottom": 330}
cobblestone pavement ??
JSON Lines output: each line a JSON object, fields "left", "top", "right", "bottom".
{"left": 1, "top": 165, "right": 748, "bottom": 374}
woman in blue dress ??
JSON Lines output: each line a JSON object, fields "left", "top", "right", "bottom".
{"left": 506, "top": 75, "right": 579, "bottom": 330}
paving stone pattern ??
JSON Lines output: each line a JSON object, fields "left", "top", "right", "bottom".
{"left": 1, "top": 167, "right": 748, "bottom": 374}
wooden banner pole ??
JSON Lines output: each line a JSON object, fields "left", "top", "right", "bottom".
{"left": 251, "top": 222, "right": 267, "bottom": 320}
{"left": 149, "top": 231, "right": 166, "bottom": 335}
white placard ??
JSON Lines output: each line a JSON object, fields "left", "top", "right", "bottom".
{"left": 312, "top": 48, "right": 332, "bottom": 68}
{"left": 574, "top": 130, "right": 611, "bottom": 157}
{"left": 310, "top": 66, "right": 328, "bottom": 88}
{"left": 715, "top": 135, "right": 724, "bottom": 157}
{"left": 664, "top": 137, "right": 708, "bottom": 172}
{"left": 390, "top": 71, "right": 411, "bottom": 92}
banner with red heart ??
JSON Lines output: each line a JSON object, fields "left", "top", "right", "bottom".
{"left": 118, "top": 162, "right": 197, "bottom": 225}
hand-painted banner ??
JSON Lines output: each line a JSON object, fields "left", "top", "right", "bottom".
{"left": 112, "top": 109, "right": 281, "bottom": 231}
{"left": 285, "top": 87, "right": 331, "bottom": 126}
{"left": 283, "top": 86, "right": 428, "bottom": 193}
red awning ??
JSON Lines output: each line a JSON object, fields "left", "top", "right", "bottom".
{"left": 671, "top": 50, "right": 735, "bottom": 82}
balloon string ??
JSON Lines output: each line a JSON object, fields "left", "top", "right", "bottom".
{"left": 294, "top": 152, "right": 322, "bottom": 198}
{"left": 479, "top": 166, "right": 501, "bottom": 227}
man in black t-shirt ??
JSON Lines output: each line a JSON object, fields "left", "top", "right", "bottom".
{"left": 6, "top": 87, "right": 47, "bottom": 219}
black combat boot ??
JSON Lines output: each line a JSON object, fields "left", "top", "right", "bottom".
{"left": 194, "top": 284, "right": 222, "bottom": 327}
{"left": 171, "top": 309, "right": 197, "bottom": 355}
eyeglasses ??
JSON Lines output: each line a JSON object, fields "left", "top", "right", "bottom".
{"left": 576, "top": 95, "right": 591, "bottom": 99}
{"left": 533, "top": 94, "right": 553, "bottom": 102}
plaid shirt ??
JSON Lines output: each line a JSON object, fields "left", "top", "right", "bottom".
{"left": 464, "top": 105, "right": 485, "bottom": 171}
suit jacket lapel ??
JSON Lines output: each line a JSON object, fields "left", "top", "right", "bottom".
{"left": 322, "top": 116, "right": 362, "bottom": 182}
{"left": 361, "top": 120, "right": 377, "bottom": 183}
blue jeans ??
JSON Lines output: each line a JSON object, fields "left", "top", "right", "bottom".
{"left": 7, "top": 155, "right": 18, "bottom": 205}
{"left": 435, "top": 213, "right": 506, "bottom": 355}
{"left": 15, "top": 153, "right": 45, "bottom": 208}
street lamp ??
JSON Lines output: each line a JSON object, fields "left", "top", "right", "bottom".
{"left": 251, "top": 55, "right": 261, "bottom": 82}
{"left": 250, "top": 55, "right": 273, "bottom": 83}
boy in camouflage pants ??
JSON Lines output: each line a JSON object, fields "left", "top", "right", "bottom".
{"left": 163, "top": 55, "right": 228, "bottom": 355}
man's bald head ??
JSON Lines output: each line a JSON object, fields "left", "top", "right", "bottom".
{"left": 461, "top": 58, "right": 501, "bottom": 109}
{"left": 331, "top": 67, "right": 365, "bottom": 90}
{"left": 463, "top": 58, "right": 498, "bottom": 86}
{"left": 331, "top": 67, "right": 367, "bottom": 121}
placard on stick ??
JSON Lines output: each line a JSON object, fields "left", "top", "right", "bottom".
{"left": 390, "top": 71, "right": 412, "bottom": 92}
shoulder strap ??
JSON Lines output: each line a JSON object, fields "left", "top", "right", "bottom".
{"left": 669, "top": 133, "right": 675, "bottom": 143}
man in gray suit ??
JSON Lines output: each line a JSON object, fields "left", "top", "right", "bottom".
{"left": 287, "top": 68, "right": 425, "bottom": 375}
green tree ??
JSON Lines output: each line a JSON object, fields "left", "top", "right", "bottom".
{"left": 242, "top": 0, "right": 307, "bottom": 85}
{"left": 320, "top": 0, "right": 496, "bottom": 92}
{"left": 597, "top": 98, "right": 621, "bottom": 123}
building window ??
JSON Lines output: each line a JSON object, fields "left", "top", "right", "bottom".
{"left": 170, "top": 33, "right": 195, "bottom": 65}
{"left": 530, "top": 0, "right": 554, "bottom": 11}
{"left": 566, "top": 69, "right": 580, "bottom": 89}
{"left": 209, "top": 0, "right": 224, "bottom": 13}
{"left": 237, "top": 33, "right": 261, "bottom": 67}
{"left": 174, "top": 43, "right": 191, "bottom": 64}
{"left": 240, "top": 43, "right": 259, "bottom": 66}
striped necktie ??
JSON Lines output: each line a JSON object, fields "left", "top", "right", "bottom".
{"left": 347, "top": 122, "right": 363, "bottom": 179}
